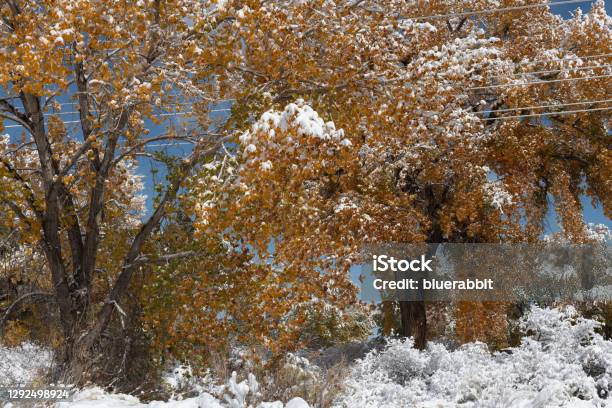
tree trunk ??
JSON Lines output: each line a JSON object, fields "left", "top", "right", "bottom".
{"left": 397, "top": 238, "right": 441, "bottom": 349}
{"left": 399, "top": 300, "right": 427, "bottom": 349}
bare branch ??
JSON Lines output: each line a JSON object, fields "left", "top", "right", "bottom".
{"left": 0, "top": 157, "right": 44, "bottom": 219}
{"left": 0, "top": 292, "right": 55, "bottom": 335}
{"left": 111, "top": 134, "right": 201, "bottom": 166}
{"left": 3, "top": 140, "right": 35, "bottom": 155}
{"left": 134, "top": 251, "right": 199, "bottom": 265}
{"left": 58, "top": 138, "right": 95, "bottom": 178}
{"left": 0, "top": 100, "right": 32, "bottom": 131}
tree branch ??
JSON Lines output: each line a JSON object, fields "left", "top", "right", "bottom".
{"left": 58, "top": 138, "right": 95, "bottom": 178}
{"left": 111, "top": 134, "right": 201, "bottom": 166}
{"left": 79, "top": 136, "right": 230, "bottom": 350}
{"left": 80, "top": 109, "right": 130, "bottom": 289}
{"left": 0, "top": 157, "right": 44, "bottom": 219}
{"left": 0, "top": 292, "right": 56, "bottom": 335}
{"left": 0, "top": 99, "right": 32, "bottom": 131}
{"left": 134, "top": 251, "right": 199, "bottom": 265}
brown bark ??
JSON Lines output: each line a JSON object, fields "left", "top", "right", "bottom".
{"left": 399, "top": 300, "right": 427, "bottom": 349}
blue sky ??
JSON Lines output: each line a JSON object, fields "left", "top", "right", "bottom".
{"left": 555, "top": 0, "right": 610, "bottom": 16}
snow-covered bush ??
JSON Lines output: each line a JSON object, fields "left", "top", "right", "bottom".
{"left": 369, "top": 338, "right": 429, "bottom": 385}
{"left": 227, "top": 352, "right": 347, "bottom": 408}
{"left": 334, "top": 306, "right": 612, "bottom": 408}
{"left": 224, "top": 372, "right": 260, "bottom": 408}
{"left": 162, "top": 364, "right": 224, "bottom": 401}
{"left": 156, "top": 348, "right": 341, "bottom": 408}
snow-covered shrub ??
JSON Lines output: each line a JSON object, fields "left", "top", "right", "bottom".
{"left": 224, "top": 371, "right": 260, "bottom": 408}
{"left": 237, "top": 352, "right": 347, "bottom": 408}
{"left": 520, "top": 305, "right": 600, "bottom": 346}
{"left": 519, "top": 306, "right": 612, "bottom": 400}
{"left": 161, "top": 364, "right": 224, "bottom": 401}
{"left": 370, "top": 338, "right": 429, "bottom": 385}
{"left": 334, "top": 306, "right": 612, "bottom": 408}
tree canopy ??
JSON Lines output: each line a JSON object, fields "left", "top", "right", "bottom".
{"left": 0, "top": 0, "right": 610, "bottom": 381}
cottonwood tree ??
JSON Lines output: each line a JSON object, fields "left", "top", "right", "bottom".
{"left": 0, "top": 0, "right": 236, "bottom": 378}
{"left": 141, "top": 208, "right": 374, "bottom": 366}
{"left": 197, "top": 0, "right": 611, "bottom": 348}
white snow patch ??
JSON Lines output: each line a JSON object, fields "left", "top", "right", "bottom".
{"left": 0, "top": 342, "right": 52, "bottom": 387}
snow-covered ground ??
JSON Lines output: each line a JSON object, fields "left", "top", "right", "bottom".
{"left": 1, "top": 306, "right": 611, "bottom": 408}
{"left": 1, "top": 386, "right": 309, "bottom": 408}
{"left": 49, "top": 387, "right": 309, "bottom": 408}
{"left": 0, "top": 341, "right": 52, "bottom": 387}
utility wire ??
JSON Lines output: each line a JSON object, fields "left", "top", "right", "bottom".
{"left": 5, "top": 91, "right": 611, "bottom": 130}
{"left": 7, "top": 66, "right": 612, "bottom": 121}
{"left": 24, "top": 103, "right": 222, "bottom": 117}
{"left": 5, "top": 99, "right": 611, "bottom": 130}
{"left": 511, "top": 53, "right": 612, "bottom": 65}
{"left": 39, "top": 98, "right": 235, "bottom": 108}
{"left": 469, "top": 73, "right": 612, "bottom": 90}
{"left": 4, "top": 79, "right": 611, "bottom": 130}
{"left": 481, "top": 106, "right": 611, "bottom": 120}
{"left": 44, "top": 52, "right": 612, "bottom": 110}
{"left": 143, "top": 101, "right": 612, "bottom": 138}
{"left": 490, "top": 63, "right": 612, "bottom": 80}
{"left": 3, "top": 109, "right": 232, "bottom": 129}
{"left": 3, "top": 106, "right": 609, "bottom": 148}
{"left": 146, "top": 142, "right": 196, "bottom": 148}
{"left": 6, "top": 106, "right": 609, "bottom": 150}
{"left": 3, "top": 53, "right": 610, "bottom": 115}
{"left": 147, "top": 105, "right": 612, "bottom": 144}
{"left": 476, "top": 98, "right": 612, "bottom": 114}
{"left": 408, "top": 0, "right": 594, "bottom": 21}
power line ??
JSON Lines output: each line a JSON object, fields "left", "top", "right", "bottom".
{"left": 5, "top": 98, "right": 611, "bottom": 131}
{"left": 489, "top": 53, "right": 611, "bottom": 78}
{"left": 491, "top": 63, "right": 612, "bottom": 80}
{"left": 4, "top": 107, "right": 609, "bottom": 148}
{"left": 469, "top": 73, "right": 612, "bottom": 90}
{"left": 145, "top": 106, "right": 612, "bottom": 144}
{"left": 133, "top": 102, "right": 612, "bottom": 145}
{"left": 481, "top": 106, "right": 611, "bottom": 121}
{"left": 4, "top": 53, "right": 609, "bottom": 112}
{"left": 47, "top": 98, "right": 235, "bottom": 108}
{"left": 3, "top": 109, "right": 232, "bottom": 129}
{"left": 4, "top": 80, "right": 611, "bottom": 130}
{"left": 7, "top": 65, "right": 612, "bottom": 122}
{"left": 3, "top": 53, "right": 608, "bottom": 112}
{"left": 5, "top": 85, "right": 611, "bottom": 130}
{"left": 476, "top": 98, "right": 612, "bottom": 114}
{"left": 146, "top": 142, "right": 195, "bottom": 148}
{"left": 3, "top": 53, "right": 610, "bottom": 119}
{"left": 8, "top": 105, "right": 230, "bottom": 118}
{"left": 3, "top": 52, "right": 612, "bottom": 113}
{"left": 511, "top": 53, "right": 612, "bottom": 66}
{"left": 407, "top": 0, "right": 594, "bottom": 21}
